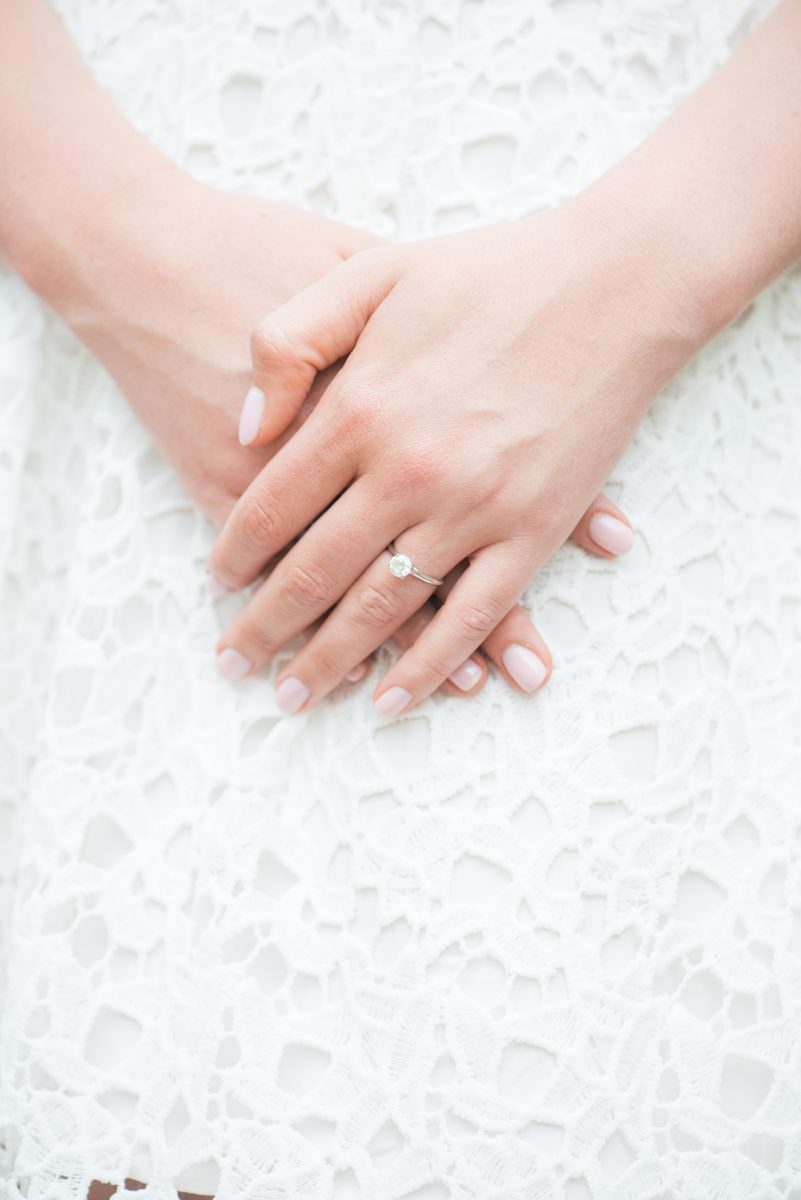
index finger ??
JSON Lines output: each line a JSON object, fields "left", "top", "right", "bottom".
{"left": 205, "top": 398, "right": 356, "bottom": 592}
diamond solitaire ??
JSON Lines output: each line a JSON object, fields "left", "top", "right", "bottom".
{"left": 388, "top": 553, "right": 413, "bottom": 578}
{"left": 385, "top": 543, "right": 446, "bottom": 586}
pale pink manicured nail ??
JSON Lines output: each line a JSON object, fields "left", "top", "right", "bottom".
{"left": 502, "top": 644, "right": 547, "bottom": 693}
{"left": 346, "top": 663, "right": 368, "bottom": 683}
{"left": 588, "top": 512, "right": 635, "bottom": 555}
{"left": 374, "top": 686, "right": 412, "bottom": 718}
{"left": 205, "top": 570, "right": 230, "bottom": 599}
{"left": 239, "top": 385, "right": 265, "bottom": 446}
{"left": 448, "top": 658, "right": 483, "bottom": 692}
{"left": 275, "top": 675, "right": 310, "bottom": 714}
{"left": 217, "top": 646, "right": 253, "bottom": 681}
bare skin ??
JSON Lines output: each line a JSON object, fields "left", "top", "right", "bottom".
{"left": 6, "top": 0, "right": 801, "bottom": 1196}
{"left": 206, "top": 0, "right": 801, "bottom": 719}
{"left": 0, "top": 0, "right": 635, "bottom": 709}
{"left": 0, "top": 6, "right": 636, "bottom": 1197}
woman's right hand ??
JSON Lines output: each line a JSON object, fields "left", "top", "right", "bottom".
{"left": 40, "top": 163, "right": 636, "bottom": 700}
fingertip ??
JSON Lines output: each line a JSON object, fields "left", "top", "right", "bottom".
{"left": 500, "top": 642, "right": 549, "bottom": 694}
{"left": 444, "top": 654, "right": 487, "bottom": 695}
{"left": 216, "top": 646, "right": 254, "bottom": 682}
{"left": 239, "top": 383, "right": 301, "bottom": 447}
{"left": 587, "top": 511, "right": 635, "bottom": 556}
{"left": 205, "top": 568, "right": 231, "bottom": 599}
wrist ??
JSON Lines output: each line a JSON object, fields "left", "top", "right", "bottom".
{"left": 563, "top": 180, "right": 728, "bottom": 357}
{"left": 0, "top": 0, "right": 190, "bottom": 321}
{"left": 6, "top": 129, "right": 188, "bottom": 314}
{"left": 516, "top": 185, "right": 715, "bottom": 410}
{"left": 13, "top": 146, "right": 185, "bottom": 321}
{"left": 575, "top": 172, "right": 754, "bottom": 349}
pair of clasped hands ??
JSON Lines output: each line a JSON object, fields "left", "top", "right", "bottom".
{"left": 96, "top": 170, "right": 696, "bottom": 719}
{"left": 190, "top": 179, "right": 697, "bottom": 719}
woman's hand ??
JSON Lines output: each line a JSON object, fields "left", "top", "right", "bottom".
{"left": 205, "top": 0, "right": 801, "bottom": 717}
{"left": 36, "top": 163, "right": 634, "bottom": 700}
{"left": 204, "top": 193, "right": 685, "bottom": 715}
{"left": 52, "top": 172, "right": 376, "bottom": 526}
{"left": 0, "top": 0, "right": 638, "bottom": 706}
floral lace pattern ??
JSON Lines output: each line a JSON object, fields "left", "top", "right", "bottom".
{"left": 2, "top": 1, "right": 800, "bottom": 1197}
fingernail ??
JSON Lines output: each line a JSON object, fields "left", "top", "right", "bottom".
{"left": 502, "top": 644, "right": 548, "bottom": 693}
{"left": 588, "top": 512, "right": 635, "bottom": 555}
{"left": 239, "top": 385, "right": 265, "bottom": 446}
{"left": 346, "top": 663, "right": 368, "bottom": 682}
{"left": 205, "top": 569, "right": 230, "bottom": 599}
{"left": 374, "top": 686, "right": 412, "bottom": 718}
{"left": 216, "top": 646, "right": 253, "bottom": 681}
{"left": 275, "top": 675, "right": 311, "bottom": 714}
{"left": 448, "top": 658, "right": 483, "bottom": 692}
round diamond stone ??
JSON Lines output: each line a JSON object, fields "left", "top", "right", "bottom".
{"left": 388, "top": 553, "right": 413, "bottom": 579}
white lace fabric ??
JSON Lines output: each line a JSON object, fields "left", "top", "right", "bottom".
{"left": 1, "top": 1, "right": 801, "bottom": 1198}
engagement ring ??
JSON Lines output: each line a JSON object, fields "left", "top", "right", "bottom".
{"left": 386, "top": 541, "right": 445, "bottom": 587}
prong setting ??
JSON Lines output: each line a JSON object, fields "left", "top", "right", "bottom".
{"left": 388, "top": 552, "right": 413, "bottom": 579}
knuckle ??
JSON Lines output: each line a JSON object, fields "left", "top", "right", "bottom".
{"left": 303, "top": 641, "right": 346, "bottom": 681}
{"left": 393, "top": 607, "right": 433, "bottom": 649}
{"left": 452, "top": 597, "right": 506, "bottom": 638}
{"left": 355, "top": 583, "right": 404, "bottom": 628}
{"left": 239, "top": 494, "right": 285, "bottom": 549}
{"left": 391, "top": 448, "right": 441, "bottom": 493}
{"left": 211, "top": 545, "right": 245, "bottom": 587}
{"left": 242, "top": 623, "right": 278, "bottom": 659}
{"left": 282, "top": 562, "right": 335, "bottom": 610}
{"left": 337, "top": 384, "right": 379, "bottom": 439}
{"left": 250, "top": 317, "right": 294, "bottom": 366}
{"left": 409, "top": 648, "right": 454, "bottom": 684}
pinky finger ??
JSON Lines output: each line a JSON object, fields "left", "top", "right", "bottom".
{"left": 433, "top": 563, "right": 551, "bottom": 696}
{"left": 392, "top": 602, "right": 489, "bottom": 696}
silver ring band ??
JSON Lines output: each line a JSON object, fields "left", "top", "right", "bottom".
{"left": 386, "top": 541, "right": 445, "bottom": 587}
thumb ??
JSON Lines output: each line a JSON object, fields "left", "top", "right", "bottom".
{"left": 239, "top": 247, "right": 399, "bottom": 446}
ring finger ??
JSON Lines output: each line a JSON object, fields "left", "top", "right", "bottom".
{"left": 271, "top": 526, "right": 468, "bottom": 713}
{"left": 347, "top": 489, "right": 633, "bottom": 694}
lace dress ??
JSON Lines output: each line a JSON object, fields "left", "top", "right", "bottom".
{"left": 2, "top": 1, "right": 800, "bottom": 1197}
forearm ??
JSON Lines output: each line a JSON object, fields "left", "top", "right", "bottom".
{"left": 571, "top": 0, "right": 801, "bottom": 345}
{"left": 0, "top": 0, "right": 178, "bottom": 307}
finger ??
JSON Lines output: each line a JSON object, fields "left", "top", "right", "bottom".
{"left": 343, "top": 586, "right": 491, "bottom": 694}
{"left": 423, "top": 494, "right": 631, "bottom": 700}
{"left": 436, "top": 564, "right": 552, "bottom": 695}
{"left": 240, "top": 248, "right": 400, "bottom": 446}
{"left": 345, "top": 660, "right": 370, "bottom": 683}
{"left": 391, "top": 597, "right": 488, "bottom": 697}
{"left": 213, "top": 482, "right": 399, "bottom": 677}
{"left": 475, "top": 604, "right": 553, "bottom": 694}
{"left": 269, "top": 528, "right": 467, "bottom": 713}
{"left": 206, "top": 401, "right": 358, "bottom": 592}
{"left": 373, "top": 544, "right": 534, "bottom": 716}
{"left": 216, "top": 600, "right": 373, "bottom": 687}
{"left": 343, "top": 577, "right": 492, "bottom": 698}
{"left": 571, "top": 493, "right": 635, "bottom": 558}
{"left": 215, "top": 573, "right": 373, "bottom": 687}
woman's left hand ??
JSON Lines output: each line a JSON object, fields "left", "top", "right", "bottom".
{"left": 206, "top": 193, "right": 704, "bottom": 716}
